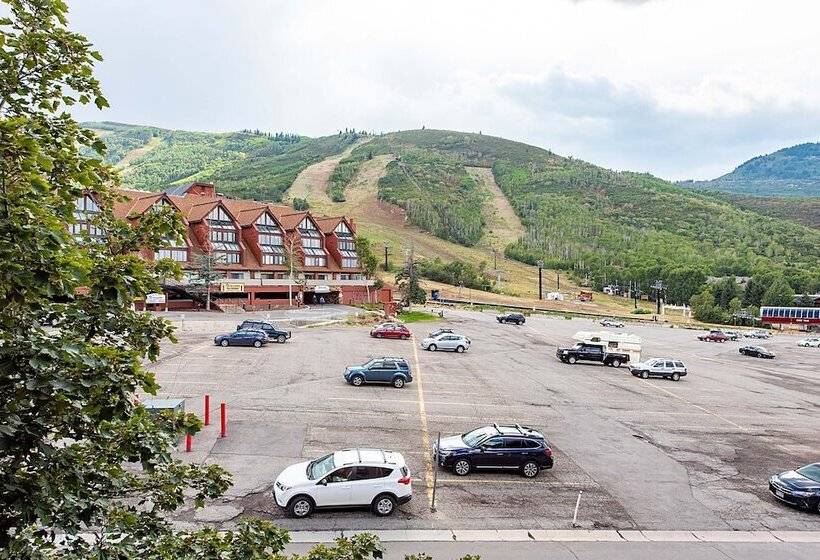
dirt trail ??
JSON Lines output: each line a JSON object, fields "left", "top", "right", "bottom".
{"left": 466, "top": 166, "right": 526, "bottom": 248}
{"left": 286, "top": 141, "right": 366, "bottom": 205}
{"left": 284, "top": 151, "right": 635, "bottom": 313}
{"left": 117, "top": 136, "right": 162, "bottom": 171}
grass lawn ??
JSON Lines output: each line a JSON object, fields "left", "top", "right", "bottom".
{"left": 398, "top": 310, "right": 440, "bottom": 323}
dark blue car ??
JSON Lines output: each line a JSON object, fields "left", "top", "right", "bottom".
{"left": 214, "top": 329, "right": 268, "bottom": 348}
{"left": 344, "top": 357, "right": 412, "bottom": 389}
{"left": 434, "top": 423, "right": 553, "bottom": 478}
{"left": 769, "top": 463, "right": 820, "bottom": 513}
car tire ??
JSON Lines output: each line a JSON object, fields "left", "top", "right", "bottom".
{"left": 401, "top": 334, "right": 409, "bottom": 340}
{"left": 375, "top": 333, "right": 382, "bottom": 338}
{"left": 372, "top": 493, "right": 397, "bottom": 517}
{"left": 350, "top": 374, "right": 365, "bottom": 387}
{"left": 568, "top": 356, "right": 577, "bottom": 364}
{"left": 610, "top": 358, "right": 621, "bottom": 368}
{"left": 253, "top": 340, "right": 262, "bottom": 348}
{"left": 287, "top": 495, "right": 315, "bottom": 518}
{"left": 428, "top": 344, "right": 437, "bottom": 352}
{"left": 521, "top": 460, "right": 539, "bottom": 478}
{"left": 518, "top": 321, "right": 524, "bottom": 326}
{"left": 392, "top": 377, "right": 405, "bottom": 389}
{"left": 220, "top": 339, "right": 229, "bottom": 347}
{"left": 640, "top": 371, "right": 649, "bottom": 379}
{"left": 453, "top": 459, "right": 471, "bottom": 476}
{"left": 277, "top": 335, "right": 286, "bottom": 343}
{"left": 456, "top": 345, "right": 465, "bottom": 353}
{"left": 671, "top": 372, "right": 681, "bottom": 382}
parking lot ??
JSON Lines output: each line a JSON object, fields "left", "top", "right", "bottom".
{"left": 148, "top": 308, "right": 820, "bottom": 532}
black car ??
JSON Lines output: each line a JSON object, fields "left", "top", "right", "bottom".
{"left": 497, "top": 313, "right": 525, "bottom": 325}
{"left": 769, "top": 463, "right": 820, "bottom": 513}
{"left": 434, "top": 423, "right": 553, "bottom": 478}
{"left": 237, "top": 320, "right": 291, "bottom": 343}
{"left": 214, "top": 329, "right": 268, "bottom": 348}
{"left": 739, "top": 346, "right": 775, "bottom": 359}
{"left": 344, "top": 357, "right": 413, "bottom": 388}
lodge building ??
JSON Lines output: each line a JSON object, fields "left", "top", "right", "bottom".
{"left": 73, "top": 182, "right": 386, "bottom": 310}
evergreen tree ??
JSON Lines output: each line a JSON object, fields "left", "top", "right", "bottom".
{"left": 762, "top": 277, "right": 796, "bottom": 307}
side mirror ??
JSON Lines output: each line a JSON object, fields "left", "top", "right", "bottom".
{"left": 317, "top": 479, "right": 327, "bottom": 486}
{"left": 479, "top": 445, "right": 487, "bottom": 452}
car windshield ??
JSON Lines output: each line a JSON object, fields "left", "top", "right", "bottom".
{"left": 462, "top": 426, "right": 496, "bottom": 447}
{"left": 796, "top": 464, "right": 820, "bottom": 483}
{"left": 307, "top": 453, "right": 335, "bottom": 480}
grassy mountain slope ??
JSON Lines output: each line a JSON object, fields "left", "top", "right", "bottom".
{"left": 683, "top": 142, "right": 820, "bottom": 197}
{"left": 85, "top": 122, "right": 362, "bottom": 201}
{"left": 348, "top": 130, "right": 820, "bottom": 296}
{"left": 89, "top": 124, "right": 820, "bottom": 299}
{"left": 709, "top": 193, "right": 820, "bottom": 230}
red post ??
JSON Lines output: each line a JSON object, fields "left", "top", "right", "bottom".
{"left": 220, "top": 402, "right": 227, "bottom": 438}
{"left": 204, "top": 394, "right": 210, "bottom": 426}
{"left": 185, "top": 433, "right": 193, "bottom": 452}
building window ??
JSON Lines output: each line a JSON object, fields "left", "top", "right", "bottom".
{"left": 156, "top": 248, "right": 188, "bottom": 262}
{"left": 228, "top": 272, "right": 246, "bottom": 279}
{"left": 207, "top": 206, "right": 240, "bottom": 264}
{"left": 335, "top": 221, "right": 357, "bottom": 267}
{"left": 299, "top": 217, "right": 326, "bottom": 267}
{"left": 256, "top": 213, "right": 284, "bottom": 265}
{"left": 71, "top": 195, "right": 105, "bottom": 241}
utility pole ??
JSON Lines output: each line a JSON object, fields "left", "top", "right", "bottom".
{"left": 492, "top": 246, "right": 498, "bottom": 271}
{"left": 651, "top": 280, "right": 665, "bottom": 315}
{"left": 557, "top": 272, "right": 560, "bottom": 290}
{"left": 537, "top": 260, "right": 544, "bottom": 300}
{"left": 383, "top": 244, "right": 389, "bottom": 271}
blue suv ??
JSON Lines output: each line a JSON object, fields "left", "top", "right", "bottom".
{"left": 344, "top": 357, "right": 413, "bottom": 389}
{"left": 434, "top": 424, "right": 553, "bottom": 478}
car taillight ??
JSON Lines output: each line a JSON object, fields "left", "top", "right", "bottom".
{"left": 544, "top": 448, "right": 553, "bottom": 458}
{"left": 398, "top": 475, "right": 411, "bottom": 485}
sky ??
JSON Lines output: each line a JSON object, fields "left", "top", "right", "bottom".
{"left": 67, "top": 0, "right": 820, "bottom": 180}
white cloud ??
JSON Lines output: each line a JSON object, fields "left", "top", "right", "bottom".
{"left": 67, "top": 0, "right": 820, "bottom": 180}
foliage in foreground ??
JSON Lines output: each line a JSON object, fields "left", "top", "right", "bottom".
{"left": 0, "top": 2, "right": 471, "bottom": 559}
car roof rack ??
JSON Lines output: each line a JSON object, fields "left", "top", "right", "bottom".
{"left": 492, "top": 423, "right": 501, "bottom": 433}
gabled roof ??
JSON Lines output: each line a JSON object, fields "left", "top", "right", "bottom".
{"left": 273, "top": 211, "right": 312, "bottom": 231}
{"left": 112, "top": 189, "right": 184, "bottom": 220}
{"left": 164, "top": 184, "right": 191, "bottom": 196}
{"left": 314, "top": 216, "right": 348, "bottom": 234}
{"left": 221, "top": 198, "right": 280, "bottom": 227}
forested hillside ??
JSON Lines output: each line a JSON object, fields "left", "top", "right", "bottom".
{"left": 683, "top": 142, "right": 820, "bottom": 197}
{"left": 709, "top": 193, "right": 820, "bottom": 229}
{"left": 350, "top": 130, "right": 820, "bottom": 300}
{"left": 90, "top": 124, "right": 820, "bottom": 302}
{"left": 85, "top": 122, "right": 363, "bottom": 201}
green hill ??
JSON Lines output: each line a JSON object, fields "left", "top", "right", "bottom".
{"left": 683, "top": 142, "right": 820, "bottom": 197}
{"left": 88, "top": 123, "right": 820, "bottom": 300}
{"left": 84, "top": 121, "right": 363, "bottom": 201}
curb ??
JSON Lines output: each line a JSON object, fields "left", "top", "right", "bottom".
{"left": 286, "top": 529, "right": 820, "bottom": 544}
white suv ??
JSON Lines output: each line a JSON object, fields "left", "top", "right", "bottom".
{"left": 629, "top": 358, "right": 687, "bottom": 381}
{"left": 273, "top": 448, "right": 412, "bottom": 518}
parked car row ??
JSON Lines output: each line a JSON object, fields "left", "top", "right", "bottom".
{"left": 273, "top": 423, "right": 555, "bottom": 518}
{"left": 214, "top": 320, "right": 292, "bottom": 348}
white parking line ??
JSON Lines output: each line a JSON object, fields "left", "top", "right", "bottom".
{"left": 411, "top": 334, "right": 436, "bottom": 508}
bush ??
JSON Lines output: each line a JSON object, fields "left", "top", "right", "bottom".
{"left": 417, "top": 257, "right": 495, "bottom": 292}
{"left": 631, "top": 308, "right": 651, "bottom": 314}
{"left": 292, "top": 197, "right": 310, "bottom": 211}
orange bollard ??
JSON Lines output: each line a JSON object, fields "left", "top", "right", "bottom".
{"left": 204, "top": 394, "right": 210, "bottom": 426}
{"left": 185, "top": 433, "right": 193, "bottom": 452}
{"left": 220, "top": 402, "right": 227, "bottom": 438}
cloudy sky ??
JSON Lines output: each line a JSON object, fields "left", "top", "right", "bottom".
{"left": 68, "top": 0, "right": 820, "bottom": 180}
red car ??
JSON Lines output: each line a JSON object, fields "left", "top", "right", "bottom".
{"left": 698, "top": 330, "right": 729, "bottom": 343}
{"left": 370, "top": 322, "right": 411, "bottom": 340}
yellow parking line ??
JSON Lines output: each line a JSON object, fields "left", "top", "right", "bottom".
{"left": 411, "top": 334, "right": 436, "bottom": 508}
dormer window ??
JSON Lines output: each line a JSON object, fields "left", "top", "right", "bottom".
{"left": 335, "top": 222, "right": 358, "bottom": 268}
{"left": 71, "top": 195, "right": 105, "bottom": 242}
{"left": 152, "top": 199, "right": 188, "bottom": 262}
{"left": 207, "top": 206, "right": 240, "bottom": 264}
{"left": 256, "top": 213, "right": 284, "bottom": 265}
{"left": 298, "top": 217, "right": 326, "bottom": 267}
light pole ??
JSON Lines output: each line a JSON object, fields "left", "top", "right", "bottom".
{"left": 557, "top": 272, "right": 560, "bottom": 290}
{"left": 383, "top": 244, "right": 389, "bottom": 271}
{"left": 537, "top": 260, "right": 544, "bottom": 300}
{"left": 651, "top": 280, "right": 665, "bottom": 315}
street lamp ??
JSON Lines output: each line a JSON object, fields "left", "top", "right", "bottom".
{"left": 536, "top": 260, "right": 544, "bottom": 300}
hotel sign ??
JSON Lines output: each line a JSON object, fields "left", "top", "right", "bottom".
{"left": 219, "top": 282, "right": 245, "bottom": 293}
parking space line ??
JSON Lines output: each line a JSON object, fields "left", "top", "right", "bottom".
{"left": 638, "top": 379, "right": 747, "bottom": 431}
{"left": 411, "top": 334, "right": 436, "bottom": 508}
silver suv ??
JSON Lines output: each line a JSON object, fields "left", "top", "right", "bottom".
{"left": 629, "top": 358, "right": 687, "bottom": 381}
{"left": 421, "top": 333, "right": 471, "bottom": 353}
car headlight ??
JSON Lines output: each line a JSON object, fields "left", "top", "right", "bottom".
{"left": 791, "top": 489, "right": 817, "bottom": 497}
{"left": 275, "top": 481, "right": 292, "bottom": 492}
{"left": 437, "top": 449, "right": 452, "bottom": 457}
